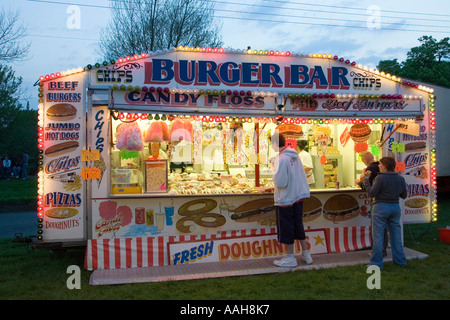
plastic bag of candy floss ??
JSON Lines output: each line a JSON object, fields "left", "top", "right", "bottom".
{"left": 115, "top": 122, "right": 144, "bottom": 151}
{"left": 126, "top": 123, "right": 144, "bottom": 151}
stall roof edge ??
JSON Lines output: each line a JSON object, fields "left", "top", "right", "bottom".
{"left": 37, "top": 46, "right": 435, "bottom": 94}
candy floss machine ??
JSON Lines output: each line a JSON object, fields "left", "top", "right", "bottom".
{"left": 111, "top": 167, "right": 142, "bottom": 194}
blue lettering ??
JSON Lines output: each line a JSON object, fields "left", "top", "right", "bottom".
{"left": 204, "top": 241, "right": 214, "bottom": 256}
{"left": 152, "top": 59, "right": 174, "bottom": 82}
{"left": 95, "top": 109, "right": 104, "bottom": 121}
{"left": 180, "top": 249, "right": 190, "bottom": 264}
{"left": 331, "top": 66, "right": 350, "bottom": 88}
{"left": 219, "top": 62, "right": 240, "bottom": 84}
{"left": 260, "top": 63, "right": 282, "bottom": 86}
{"left": 197, "top": 244, "right": 204, "bottom": 256}
{"left": 242, "top": 62, "right": 259, "bottom": 85}
{"left": 172, "top": 252, "right": 181, "bottom": 265}
{"left": 177, "top": 60, "right": 195, "bottom": 83}
{"left": 290, "top": 65, "right": 309, "bottom": 85}
{"left": 189, "top": 248, "right": 197, "bottom": 261}
{"left": 126, "top": 91, "right": 141, "bottom": 102}
{"left": 197, "top": 60, "right": 219, "bottom": 84}
{"left": 308, "top": 66, "right": 328, "bottom": 87}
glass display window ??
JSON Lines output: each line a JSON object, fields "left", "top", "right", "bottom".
{"left": 109, "top": 113, "right": 392, "bottom": 195}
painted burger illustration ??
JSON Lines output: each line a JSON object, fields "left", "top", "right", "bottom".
{"left": 231, "top": 198, "right": 275, "bottom": 222}
{"left": 349, "top": 124, "right": 371, "bottom": 142}
{"left": 302, "top": 196, "right": 322, "bottom": 222}
{"left": 46, "top": 103, "right": 77, "bottom": 121}
{"left": 323, "top": 194, "right": 360, "bottom": 222}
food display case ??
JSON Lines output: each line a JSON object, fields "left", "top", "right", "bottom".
{"left": 111, "top": 167, "right": 142, "bottom": 194}
{"left": 312, "top": 155, "right": 343, "bottom": 188}
{"left": 145, "top": 158, "right": 168, "bottom": 193}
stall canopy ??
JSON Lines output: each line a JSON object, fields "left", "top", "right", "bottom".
{"left": 82, "top": 47, "right": 430, "bottom": 118}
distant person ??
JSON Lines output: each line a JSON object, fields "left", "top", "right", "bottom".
{"left": 362, "top": 157, "right": 408, "bottom": 268}
{"left": 296, "top": 140, "right": 315, "bottom": 186}
{"left": 270, "top": 132, "right": 312, "bottom": 268}
{"left": 21, "top": 151, "right": 29, "bottom": 180}
{"left": 358, "top": 151, "right": 379, "bottom": 186}
{"left": 2, "top": 156, "right": 11, "bottom": 180}
{"left": 11, "top": 157, "right": 21, "bottom": 179}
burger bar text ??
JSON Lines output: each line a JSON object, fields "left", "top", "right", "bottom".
{"left": 144, "top": 60, "right": 351, "bottom": 89}
{"left": 98, "top": 61, "right": 383, "bottom": 92}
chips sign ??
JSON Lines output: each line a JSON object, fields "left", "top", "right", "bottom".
{"left": 395, "top": 120, "right": 421, "bottom": 136}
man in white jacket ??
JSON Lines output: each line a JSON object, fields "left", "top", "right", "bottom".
{"left": 270, "top": 132, "right": 313, "bottom": 267}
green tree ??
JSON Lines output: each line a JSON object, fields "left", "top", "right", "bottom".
{"left": 0, "top": 64, "right": 22, "bottom": 136}
{"left": 99, "top": 0, "right": 223, "bottom": 61}
{"left": 0, "top": 65, "right": 38, "bottom": 173}
{"left": 377, "top": 36, "right": 450, "bottom": 88}
{"left": 0, "top": 8, "right": 30, "bottom": 62}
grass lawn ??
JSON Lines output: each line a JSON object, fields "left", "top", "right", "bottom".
{"left": 0, "top": 179, "right": 448, "bottom": 300}
{"left": 0, "top": 176, "right": 37, "bottom": 208}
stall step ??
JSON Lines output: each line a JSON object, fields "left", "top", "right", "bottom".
{"left": 89, "top": 247, "right": 427, "bottom": 285}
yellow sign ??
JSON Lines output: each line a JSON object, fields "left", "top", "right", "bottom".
{"left": 81, "top": 167, "right": 102, "bottom": 180}
{"left": 81, "top": 149, "right": 100, "bottom": 161}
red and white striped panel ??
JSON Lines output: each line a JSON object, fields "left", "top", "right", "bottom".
{"left": 85, "top": 228, "right": 276, "bottom": 270}
{"left": 325, "top": 226, "right": 372, "bottom": 253}
{"left": 84, "top": 226, "right": 371, "bottom": 270}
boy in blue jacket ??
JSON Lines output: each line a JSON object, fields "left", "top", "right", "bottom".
{"left": 270, "top": 132, "right": 313, "bottom": 267}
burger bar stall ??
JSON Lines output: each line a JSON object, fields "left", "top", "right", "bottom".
{"left": 36, "top": 46, "right": 437, "bottom": 272}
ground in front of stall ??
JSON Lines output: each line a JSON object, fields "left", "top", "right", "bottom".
{"left": 89, "top": 247, "right": 427, "bottom": 285}
{"left": 1, "top": 177, "right": 448, "bottom": 298}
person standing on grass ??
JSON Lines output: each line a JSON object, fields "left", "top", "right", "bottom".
{"left": 21, "top": 151, "right": 29, "bottom": 180}
{"left": 270, "top": 132, "right": 312, "bottom": 268}
{"left": 358, "top": 151, "right": 388, "bottom": 257}
{"left": 2, "top": 156, "right": 11, "bottom": 180}
{"left": 362, "top": 156, "right": 408, "bottom": 268}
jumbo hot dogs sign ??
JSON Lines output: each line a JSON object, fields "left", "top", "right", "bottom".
{"left": 42, "top": 73, "right": 86, "bottom": 241}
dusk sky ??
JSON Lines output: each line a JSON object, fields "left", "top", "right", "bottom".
{"left": 3, "top": 0, "right": 449, "bottom": 108}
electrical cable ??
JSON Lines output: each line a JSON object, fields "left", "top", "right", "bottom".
{"left": 26, "top": 0, "right": 450, "bottom": 34}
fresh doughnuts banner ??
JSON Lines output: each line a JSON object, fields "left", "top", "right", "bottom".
{"left": 91, "top": 191, "right": 371, "bottom": 239}
{"left": 168, "top": 231, "right": 328, "bottom": 266}
{"left": 41, "top": 73, "right": 87, "bottom": 241}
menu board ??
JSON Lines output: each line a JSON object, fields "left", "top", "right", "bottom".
{"left": 42, "top": 73, "right": 86, "bottom": 241}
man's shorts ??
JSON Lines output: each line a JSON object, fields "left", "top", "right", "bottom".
{"left": 276, "top": 200, "right": 306, "bottom": 244}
